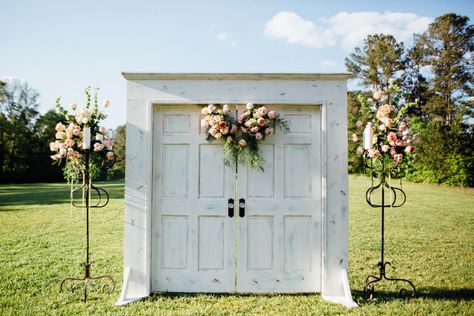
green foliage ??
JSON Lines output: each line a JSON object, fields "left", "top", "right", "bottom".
{"left": 1, "top": 178, "right": 473, "bottom": 314}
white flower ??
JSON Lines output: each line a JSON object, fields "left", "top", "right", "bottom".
{"left": 201, "top": 119, "right": 209, "bottom": 128}
{"left": 96, "top": 134, "right": 104, "bottom": 141}
{"left": 99, "top": 126, "right": 106, "bottom": 133}
{"left": 214, "top": 132, "right": 222, "bottom": 139}
{"left": 223, "top": 104, "right": 230, "bottom": 112}
{"left": 103, "top": 99, "right": 110, "bottom": 107}
{"left": 201, "top": 107, "right": 208, "bottom": 115}
{"left": 246, "top": 103, "right": 254, "bottom": 110}
{"left": 81, "top": 117, "right": 89, "bottom": 124}
{"left": 69, "top": 103, "right": 77, "bottom": 111}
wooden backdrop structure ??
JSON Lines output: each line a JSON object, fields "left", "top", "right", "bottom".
{"left": 116, "top": 73, "right": 356, "bottom": 308}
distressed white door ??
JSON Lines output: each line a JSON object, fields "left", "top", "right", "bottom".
{"left": 152, "top": 105, "right": 235, "bottom": 292}
{"left": 237, "top": 106, "right": 322, "bottom": 292}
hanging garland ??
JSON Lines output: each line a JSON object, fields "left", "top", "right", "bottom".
{"left": 201, "top": 103, "right": 289, "bottom": 170}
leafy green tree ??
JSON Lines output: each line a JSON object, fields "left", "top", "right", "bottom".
{"left": 0, "top": 79, "right": 39, "bottom": 182}
{"left": 345, "top": 34, "right": 406, "bottom": 90}
{"left": 412, "top": 13, "right": 474, "bottom": 186}
{"left": 111, "top": 124, "right": 126, "bottom": 178}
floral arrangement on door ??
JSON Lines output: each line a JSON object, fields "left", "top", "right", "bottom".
{"left": 201, "top": 103, "right": 289, "bottom": 169}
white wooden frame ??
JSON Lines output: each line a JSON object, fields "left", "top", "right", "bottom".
{"left": 117, "top": 73, "right": 356, "bottom": 308}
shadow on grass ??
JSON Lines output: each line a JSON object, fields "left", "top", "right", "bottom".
{"left": 149, "top": 292, "right": 317, "bottom": 300}
{"left": 351, "top": 287, "right": 474, "bottom": 304}
{"left": 0, "top": 180, "right": 124, "bottom": 208}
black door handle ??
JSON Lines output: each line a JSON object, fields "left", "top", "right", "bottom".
{"left": 239, "top": 198, "right": 245, "bottom": 217}
{"left": 228, "top": 198, "right": 234, "bottom": 218}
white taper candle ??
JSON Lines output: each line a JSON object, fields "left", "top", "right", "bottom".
{"left": 363, "top": 122, "right": 373, "bottom": 150}
{"left": 83, "top": 127, "right": 91, "bottom": 149}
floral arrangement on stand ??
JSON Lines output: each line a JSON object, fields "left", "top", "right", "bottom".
{"left": 353, "top": 84, "right": 418, "bottom": 177}
{"left": 201, "top": 103, "right": 288, "bottom": 170}
{"left": 50, "top": 87, "right": 115, "bottom": 183}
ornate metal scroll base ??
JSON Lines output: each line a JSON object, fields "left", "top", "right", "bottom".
{"left": 363, "top": 160, "right": 416, "bottom": 300}
{"left": 60, "top": 150, "right": 115, "bottom": 302}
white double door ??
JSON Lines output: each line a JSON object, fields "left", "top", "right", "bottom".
{"left": 152, "top": 105, "right": 321, "bottom": 293}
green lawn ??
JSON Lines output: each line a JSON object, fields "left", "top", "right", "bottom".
{"left": 0, "top": 176, "right": 473, "bottom": 315}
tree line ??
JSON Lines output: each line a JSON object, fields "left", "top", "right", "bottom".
{"left": 346, "top": 13, "right": 473, "bottom": 186}
{"left": 1, "top": 13, "right": 472, "bottom": 186}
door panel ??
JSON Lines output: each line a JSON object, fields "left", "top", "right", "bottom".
{"left": 152, "top": 106, "right": 235, "bottom": 292}
{"left": 237, "top": 105, "right": 322, "bottom": 292}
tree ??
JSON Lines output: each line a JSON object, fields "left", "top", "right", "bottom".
{"left": 345, "top": 34, "right": 406, "bottom": 90}
{"left": 109, "top": 124, "right": 125, "bottom": 179}
{"left": 0, "top": 79, "right": 39, "bottom": 182}
{"left": 414, "top": 13, "right": 474, "bottom": 126}
{"left": 413, "top": 13, "right": 474, "bottom": 186}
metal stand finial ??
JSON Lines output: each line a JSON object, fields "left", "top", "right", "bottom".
{"left": 60, "top": 150, "right": 115, "bottom": 302}
{"left": 363, "top": 159, "right": 416, "bottom": 300}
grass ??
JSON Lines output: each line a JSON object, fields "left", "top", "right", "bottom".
{"left": 0, "top": 176, "right": 473, "bottom": 315}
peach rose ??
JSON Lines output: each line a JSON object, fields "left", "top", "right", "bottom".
{"left": 238, "top": 139, "right": 247, "bottom": 147}
{"left": 230, "top": 124, "right": 238, "bottom": 133}
{"left": 55, "top": 122, "right": 66, "bottom": 132}
{"left": 268, "top": 111, "right": 277, "bottom": 119}
{"left": 106, "top": 151, "right": 114, "bottom": 160}
{"left": 258, "top": 106, "right": 268, "bottom": 115}
{"left": 373, "top": 90, "right": 383, "bottom": 100}
{"left": 265, "top": 127, "right": 273, "bottom": 135}
{"left": 64, "top": 138, "right": 74, "bottom": 147}
{"left": 257, "top": 117, "right": 266, "bottom": 126}
{"left": 405, "top": 145, "right": 415, "bottom": 154}
{"left": 255, "top": 133, "right": 263, "bottom": 140}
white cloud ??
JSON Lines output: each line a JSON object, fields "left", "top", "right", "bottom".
{"left": 322, "top": 60, "right": 337, "bottom": 67}
{"left": 217, "top": 32, "right": 229, "bottom": 41}
{"left": 264, "top": 11, "right": 335, "bottom": 48}
{"left": 265, "top": 11, "right": 433, "bottom": 50}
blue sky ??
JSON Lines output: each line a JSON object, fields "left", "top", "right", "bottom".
{"left": 1, "top": 0, "right": 473, "bottom": 128}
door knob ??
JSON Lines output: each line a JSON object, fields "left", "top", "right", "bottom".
{"left": 239, "top": 198, "right": 245, "bottom": 217}
{"left": 228, "top": 198, "right": 234, "bottom": 218}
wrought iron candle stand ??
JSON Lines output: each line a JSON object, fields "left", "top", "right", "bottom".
{"left": 363, "top": 159, "right": 416, "bottom": 300}
{"left": 60, "top": 149, "right": 115, "bottom": 302}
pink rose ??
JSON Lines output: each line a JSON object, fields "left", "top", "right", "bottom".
{"left": 367, "top": 149, "right": 380, "bottom": 158}
{"left": 393, "top": 153, "right": 403, "bottom": 163}
{"left": 399, "top": 121, "right": 407, "bottom": 131}
{"left": 106, "top": 151, "right": 115, "bottom": 161}
{"left": 238, "top": 139, "right": 247, "bottom": 147}
{"left": 405, "top": 145, "right": 415, "bottom": 154}
{"left": 255, "top": 133, "right": 263, "bottom": 140}
{"left": 381, "top": 145, "right": 390, "bottom": 152}
{"left": 93, "top": 142, "right": 104, "bottom": 152}
{"left": 209, "top": 128, "right": 218, "bottom": 136}
{"left": 268, "top": 111, "right": 277, "bottom": 119}
{"left": 352, "top": 133, "right": 358, "bottom": 142}
{"left": 73, "top": 127, "right": 81, "bottom": 136}
{"left": 382, "top": 117, "right": 393, "bottom": 127}
{"left": 373, "top": 90, "right": 383, "bottom": 100}
{"left": 64, "top": 138, "right": 74, "bottom": 147}
{"left": 378, "top": 124, "right": 386, "bottom": 131}
{"left": 50, "top": 154, "right": 59, "bottom": 161}
{"left": 251, "top": 127, "right": 259, "bottom": 133}
{"left": 220, "top": 128, "right": 229, "bottom": 135}
{"left": 257, "top": 117, "right": 266, "bottom": 126}
{"left": 395, "top": 139, "right": 404, "bottom": 147}
{"left": 387, "top": 132, "right": 397, "bottom": 143}
{"left": 230, "top": 124, "right": 238, "bottom": 133}
{"left": 258, "top": 106, "right": 268, "bottom": 115}
{"left": 265, "top": 127, "right": 273, "bottom": 135}
{"left": 219, "top": 121, "right": 227, "bottom": 129}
